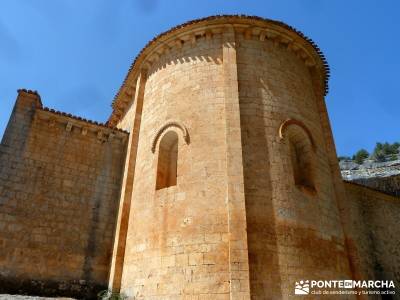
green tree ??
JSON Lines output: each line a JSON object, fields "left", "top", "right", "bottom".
{"left": 353, "top": 149, "right": 369, "bottom": 164}
{"left": 389, "top": 142, "right": 400, "bottom": 154}
{"left": 372, "top": 143, "right": 386, "bottom": 162}
{"left": 372, "top": 142, "right": 400, "bottom": 162}
{"left": 341, "top": 141, "right": 399, "bottom": 163}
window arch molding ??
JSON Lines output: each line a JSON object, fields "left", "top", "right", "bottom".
{"left": 151, "top": 120, "right": 190, "bottom": 153}
{"left": 278, "top": 118, "right": 316, "bottom": 152}
{"left": 278, "top": 118, "right": 317, "bottom": 193}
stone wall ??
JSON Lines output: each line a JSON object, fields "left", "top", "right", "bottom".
{"left": 341, "top": 160, "right": 400, "bottom": 182}
{"left": 4, "top": 16, "right": 399, "bottom": 300}
{"left": 350, "top": 175, "right": 400, "bottom": 197}
{"left": 110, "top": 16, "right": 352, "bottom": 299}
{"left": 341, "top": 159, "right": 400, "bottom": 197}
{"left": 0, "top": 90, "right": 127, "bottom": 299}
{"left": 118, "top": 30, "right": 234, "bottom": 299}
{"left": 344, "top": 182, "right": 400, "bottom": 297}
{"left": 236, "top": 30, "right": 353, "bottom": 299}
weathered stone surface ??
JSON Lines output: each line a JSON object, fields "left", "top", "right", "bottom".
{"left": 1, "top": 15, "right": 399, "bottom": 300}
{"left": 111, "top": 16, "right": 352, "bottom": 300}
{"left": 341, "top": 159, "right": 400, "bottom": 196}
{"left": 344, "top": 182, "right": 400, "bottom": 295}
{"left": 0, "top": 90, "right": 128, "bottom": 299}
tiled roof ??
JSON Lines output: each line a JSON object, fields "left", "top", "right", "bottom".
{"left": 40, "top": 107, "right": 128, "bottom": 133}
{"left": 17, "top": 89, "right": 127, "bottom": 133}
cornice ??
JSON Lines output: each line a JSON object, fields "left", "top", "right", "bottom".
{"left": 35, "top": 108, "right": 128, "bottom": 143}
{"left": 17, "top": 89, "right": 128, "bottom": 137}
{"left": 108, "top": 15, "right": 330, "bottom": 126}
{"left": 40, "top": 107, "right": 128, "bottom": 134}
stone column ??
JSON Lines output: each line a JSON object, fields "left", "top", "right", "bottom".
{"left": 108, "top": 70, "right": 147, "bottom": 291}
{"left": 222, "top": 26, "right": 251, "bottom": 300}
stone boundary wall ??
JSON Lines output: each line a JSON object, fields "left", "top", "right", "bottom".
{"left": 344, "top": 181, "right": 400, "bottom": 296}
{"left": 349, "top": 175, "right": 400, "bottom": 197}
{"left": 0, "top": 91, "right": 127, "bottom": 299}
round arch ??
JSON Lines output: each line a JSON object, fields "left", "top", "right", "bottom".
{"left": 151, "top": 120, "right": 190, "bottom": 153}
{"left": 278, "top": 118, "right": 316, "bottom": 151}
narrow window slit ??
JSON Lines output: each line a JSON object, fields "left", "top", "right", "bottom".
{"left": 156, "top": 131, "right": 178, "bottom": 190}
{"left": 290, "top": 140, "right": 314, "bottom": 190}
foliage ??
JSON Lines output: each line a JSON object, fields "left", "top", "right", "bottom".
{"left": 352, "top": 149, "right": 369, "bottom": 164}
{"left": 339, "top": 141, "right": 399, "bottom": 164}
{"left": 98, "top": 290, "right": 127, "bottom": 300}
{"left": 371, "top": 142, "right": 400, "bottom": 162}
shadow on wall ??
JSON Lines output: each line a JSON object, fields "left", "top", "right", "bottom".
{"left": 240, "top": 75, "right": 283, "bottom": 298}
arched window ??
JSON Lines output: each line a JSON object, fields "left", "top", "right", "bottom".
{"left": 289, "top": 137, "right": 314, "bottom": 190}
{"left": 156, "top": 131, "right": 178, "bottom": 190}
{"left": 279, "top": 119, "right": 316, "bottom": 193}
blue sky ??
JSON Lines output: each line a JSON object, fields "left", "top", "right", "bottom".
{"left": 0, "top": 0, "right": 398, "bottom": 156}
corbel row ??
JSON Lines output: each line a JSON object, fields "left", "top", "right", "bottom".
{"left": 239, "top": 26, "right": 318, "bottom": 68}
{"left": 111, "top": 27, "right": 225, "bottom": 123}
{"left": 113, "top": 82, "right": 136, "bottom": 121}
{"left": 64, "top": 121, "right": 124, "bottom": 143}
{"left": 111, "top": 23, "right": 326, "bottom": 126}
{"left": 63, "top": 120, "right": 123, "bottom": 143}
{"left": 140, "top": 25, "right": 319, "bottom": 72}
{"left": 35, "top": 111, "right": 127, "bottom": 144}
{"left": 141, "top": 26, "right": 224, "bottom": 69}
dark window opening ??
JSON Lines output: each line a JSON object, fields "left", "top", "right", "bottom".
{"left": 289, "top": 139, "right": 315, "bottom": 192}
{"left": 156, "top": 131, "right": 178, "bottom": 190}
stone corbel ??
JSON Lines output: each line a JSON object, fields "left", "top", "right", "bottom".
{"left": 48, "top": 118, "right": 56, "bottom": 128}
{"left": 125, "top": 85, "right": 135, "bottom": 97}
{"left": 190, "top": 34, "right": 197, "bottom": 45}
{"left": 143, "top": 61, "right": 152, "bottom": 70}
{"left": 175, "top": 39, "right": 183, "bottom": 48}
{"left": 244, "top": 28, "right": 252, "bottom": 40}
{"left": 149, "top": 52, "right": 160, "bottom": 63}
{"left": 205, "top": 30, "right": 212, "bottom": 40}
{"left": 162, "top": 45, "right": 171, "bottom": 54}
{"left": 66, "top": 122, "right": 73, "bottom": 132}
{"left": 108, "top": 132, "right": 115, "bottom": 141}
{"left": 305, "top": 57, "right": 316, "bottom": 67}
{"left": 97, "top": 131, "right": 107, "bottom": 143}
{"left": 259, "top": 31, "right": 267, "bottom": 41}
{"left": 279, "top": 36, "right": 292, "bottom": 46}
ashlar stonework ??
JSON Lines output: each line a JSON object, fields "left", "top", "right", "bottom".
{"left": 0, "top": 15, "right": 399, "bottom": 300}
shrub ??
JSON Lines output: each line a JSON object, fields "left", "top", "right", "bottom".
{"left": 372, "top": 142, "right": 400, "bottom": 162}
{"left": 353, "top": 149, "right": 369, "bottom": 164}
{"left": 338, "top": 141, "right": 399, "bottom": 164}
